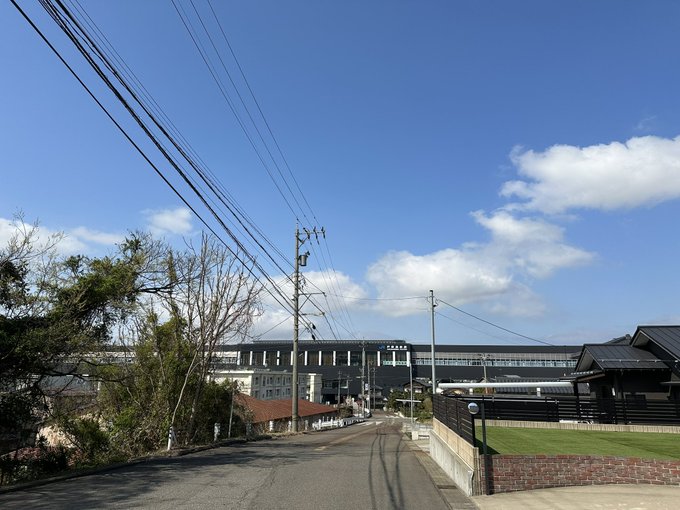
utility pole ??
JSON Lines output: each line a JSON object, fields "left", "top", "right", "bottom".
{"left": 430, "top": 289, "right": 437, "bottom": 393}
{"left": 292, "top": 226, "right": 303, "bottom": 432}
{"left": 291, "top": 226, "right": 322, "bottom": 432}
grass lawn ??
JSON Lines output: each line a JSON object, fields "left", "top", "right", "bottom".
{"left": 476, "top": 426, "right": 680, "bottom": 460}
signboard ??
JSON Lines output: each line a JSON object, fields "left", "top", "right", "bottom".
{"left": 378, "top": 344, "right": 408, "bottom": 351}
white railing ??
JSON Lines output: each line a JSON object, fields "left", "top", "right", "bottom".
{"left": 312, "top": 416, "right": 366, "bottom": 430}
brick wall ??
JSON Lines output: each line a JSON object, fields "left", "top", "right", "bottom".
{"left": 484, "top": 455, "right": 680, "bottom": 494}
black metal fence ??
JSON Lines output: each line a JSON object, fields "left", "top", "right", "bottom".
{"left": 433, "top": 395, "right": 475, "bottom": 444}
{"left": 434, "top": 394, "right": 680, "bottom": 433}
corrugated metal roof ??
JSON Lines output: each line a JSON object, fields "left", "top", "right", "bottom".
{"left": 584, "top": 344, "right": 666, "bottom": 370}
{"left": 636, "top": 326, "right": 680, "bottom": 359}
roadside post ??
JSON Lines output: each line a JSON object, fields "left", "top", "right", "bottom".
{"left": 468, "top": 401, "right": 490, "bottom": 495}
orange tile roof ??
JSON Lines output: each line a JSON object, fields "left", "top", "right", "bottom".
{"left": 236, "top": 394, "right": 337, "bottom": 423}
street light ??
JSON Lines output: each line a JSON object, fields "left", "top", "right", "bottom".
{"left": 468, "top": 401, "right": 491, "bottom": 495}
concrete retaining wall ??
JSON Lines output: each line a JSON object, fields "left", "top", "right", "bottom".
{"left": 429, "top": 418, "right": 480, "bottom": 496}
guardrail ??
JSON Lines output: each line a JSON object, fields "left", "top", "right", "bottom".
{"left": 312, "top": 416, "right": 366, "bottom": 431}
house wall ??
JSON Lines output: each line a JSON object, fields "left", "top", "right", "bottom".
{"left": 588, "top": 371, "right": 671, "bottom": 400}
{"left": 213, "top": 369, "right": 321, "bottom": 402}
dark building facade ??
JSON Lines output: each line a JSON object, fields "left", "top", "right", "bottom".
{"left": 221, "top": 340, "right": 580, "bottom": 405}
{"left": 571, "top": 326, "right": 680, "bottom": 400}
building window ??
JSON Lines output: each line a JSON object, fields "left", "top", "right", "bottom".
{"left": 321, "top": 351, "right": 333, "bottom": 366}
{"left": 252, "top": 352, "right": 263, "bottom": 366}
{"left": 350, "top": 352, "right": 361, "bottom": 366}
{"left": 336, "top": 351, "right": 348, "bottom": 366}
{"left": 366, "top": 352, "right": 377, "bottom": 367}
{"left": 280, "top": 351, "right": 291, "bottom": 366}
{"left": 239, "top": 351, "right": 249, "bottom": 365}
{"left": 266, "top": 351, "right": 277, "bottom": 366}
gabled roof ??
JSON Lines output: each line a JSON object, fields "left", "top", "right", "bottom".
{"left": 236, "top": 394, "right": 336, "bottom": 424}
{"left": 576, "top": 344, "right": 668, "bottom": 372}
{"left": 604, "top": 334, "right": 632, "bottom": 345}
{"left": 632, "top": 326, "right": 680, "bottom": 359}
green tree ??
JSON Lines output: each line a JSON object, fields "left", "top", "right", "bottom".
{"left": 0, "top": 221, "right": 161, "bottom": 457}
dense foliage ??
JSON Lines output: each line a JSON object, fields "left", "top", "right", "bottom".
{"left": 0, "top": 219, "right": 258, "bottom": 483}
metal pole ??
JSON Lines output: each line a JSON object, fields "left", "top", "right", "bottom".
{"left": 292, "top": 226, "right": 300, "bottom": 432}
{"left": 228, "top": 381, "right": 235, "bottom": 438}
{"left": 481, "top": 401, "right": 490, "bottom": 495}
{"left": 361, "top": 342, "right": 366, "bottom": 416}
{"left": 409, "top": 354, "right": 414, "bottom": 424}
{"left": 430, "top": 289, "right": 436, "bottom": 392}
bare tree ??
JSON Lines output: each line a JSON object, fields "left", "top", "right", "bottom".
{"left": 163, "top": 234, "right": 261, "bottom": 441}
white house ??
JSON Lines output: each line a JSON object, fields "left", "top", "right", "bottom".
{"left": 212, "top": 367, "right": 322, "bottom": 403}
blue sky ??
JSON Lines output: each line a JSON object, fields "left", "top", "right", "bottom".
{"left": 3, "top": 1, "right": 680, "bottom": 345}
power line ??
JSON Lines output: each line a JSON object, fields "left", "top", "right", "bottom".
{"left": 170, "top": 0, "right": 357, "bottom": 341}
{"left": 436, "top": 298, "right": 555, "bottom": 346}
{"left": 23, "top": 0, "right": 297, "bottom": 318}
{"left": 204, "top": 0, "right": 319, "bottom": 224}
{"left": 327, "top": 294, "right": 427, "bottom": 302}
{"left": 434, "top": 310, "right": 523, "bottom": 344}
{"left": 170, "top": 0, "right": 300, "bottom": 220}
{"left": 19, "top": 0, "right": 358, "bottom": 343}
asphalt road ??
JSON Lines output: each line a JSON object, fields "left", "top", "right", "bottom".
{"left": 0, "top": 416, "right": 452, "bottom": 510}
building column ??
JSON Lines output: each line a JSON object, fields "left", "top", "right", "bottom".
{"left": 377, "top": 351, "right": 381, "bottom": 366}
{"left": 392, "top": 351, "right": 396, "bottom": 366}
{"left": 333, "top": 351, "right": 337, "bottom": 366}
{"left": 347, "top": 350, "right": 351, "bottom": 366}
{"left": 406, "top": 350, "right": 411, "bottom": 367}
{"left": 263, "top": 350, "right": 267, "bottom": 366}
{"left": 304, "top": 351, "right": 308, "bottom": 366}
{"left": 249, "top": 351, "right": 253, "bottom": 366}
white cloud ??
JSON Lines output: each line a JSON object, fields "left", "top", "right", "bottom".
{"left": 366, "top": 249, "right": 512, "bottom": 316}
{"left": 501, "top": 135, "right": 680, "bottom": 214}
{"left": 303, "top": 270, "right": 369, "bottom": 307}
{"left": 635, "top": 115, "right": 657, "bottom": 133}
{"left": 252, "top": 270, "right": 368, "bottom": 339}
{"left": 364, "top": 210, "right": 593, "bottom": 317}
{"left": 145, "top": 207, "right": 193, "bottom": 236}
{"left": 70, "top": 227, "right": 124, "bottom": 246}
{"left": 1, "top": 217, "right": 123, "bottom": 257}
{"left": 472, "top": 211, "right": 594, "bottom": 279}
{"left": 367, "top": 211, "right": 594, "bottom": 316}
